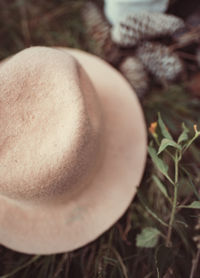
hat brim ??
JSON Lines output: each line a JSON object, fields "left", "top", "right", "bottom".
{"left": 0, "top": 48, "right": 147, "bottom": 254}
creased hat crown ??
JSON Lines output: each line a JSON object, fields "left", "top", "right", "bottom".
{"left": 0, "top": 47, "right": 102, "bottom": 202}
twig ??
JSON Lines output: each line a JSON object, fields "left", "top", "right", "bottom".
{"left": 138, "top": 192, "right": 168, "bottom": 227}
{"left": 117, "top": 208, "right": 132, "bottom": 245}
{"left": 189, "top": 248, "right": 200, "bottom": 278}
{"left": 19, "top": 1, "right": 31, "bottom": 46}
{"left": 110, "top": 247, "right": 128, "bottom": 278}
{"left": 0, "top": 256, "right": 40, "bottom": 278}
{"left": 86, "top": 245, "right": 97, "bottom": 276}
{"left": 169, "top": 26, "right": 200, "bottom": 51}
{"left": 53, "top": 253, "right": 68, "bottom": 278}
{"left": 175, "top": 193, "right": 193, "bottom": 214}
{"left": 166, "top": 150, "right": 179, "bottom": 247}
{"left": 176, "top": 51, "right": 197, "bottom": 61}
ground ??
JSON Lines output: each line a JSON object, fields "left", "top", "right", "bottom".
{"left": 0, "top": 0, "right": 200, "bottom": 277}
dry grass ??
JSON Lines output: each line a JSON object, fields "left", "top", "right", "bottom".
{"left": 0, "top": 0, "right": 200, "bottom": 277}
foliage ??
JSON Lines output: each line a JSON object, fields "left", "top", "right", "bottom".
{"left": 136, "top": 227, "right": 161, "bottom": 248}
{"left": 0, "top": 0, "right": 200, "bottom": 278}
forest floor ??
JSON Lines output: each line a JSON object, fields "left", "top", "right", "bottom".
{"left": 0, "top": 0, "right": 200, "bottom": 277}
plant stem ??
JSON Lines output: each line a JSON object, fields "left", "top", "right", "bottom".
{"left": 166, "top": 184, "right": 178, "bottom": 247}
{"left": 182, "top": 133, "right": 199, "bottom": 155}
{"left": 138, "top": 192, "right": 168, "bottom": 227}
{"left": 166, "top": 151, "right": 179, "bottom": 247}
{"left": 189, "top": 248, "right": 200, "bottom": 278}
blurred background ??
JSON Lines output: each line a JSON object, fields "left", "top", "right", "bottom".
{"left": 0, "top": 0, "right": 200, "bottom": 277}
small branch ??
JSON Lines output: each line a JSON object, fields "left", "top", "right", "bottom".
{"left": 110, "top": 247, "right": 128, "bottom": 278}
{"left": 19, "top": 2, "right": 31, "bottom": 46}
{"left": 182, "top": 132, "right": 200, "bottom": 155}
{"left": 189, "top": 248, "right": 200, "bottom": 278}
{"left": 166, "top": 151, "right": 179, "bottom": 247}
{"left": 165, "top": 184, "right": 178, "bottom": 247}
{"left": 169, "top": 26, "right": 200, "bottom": 51}
{"left": 176, "top": 51, "right": 197, "bottom": 61}
{"left": 53, "top": 253, "right": 68, "bottom": 278}
{"left": 138, "top": 193, "right": 168, "bottom": 227}
{"left": 0, "top": 256, "right": 40, "bottom": 278}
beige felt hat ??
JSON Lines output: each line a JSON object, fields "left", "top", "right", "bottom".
{"left": 0, "top": 46, "right": 147, "bottom": 254}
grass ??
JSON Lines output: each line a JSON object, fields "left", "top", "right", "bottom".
{"left": 0, "top": 0, "right": 200, "bottom": 277}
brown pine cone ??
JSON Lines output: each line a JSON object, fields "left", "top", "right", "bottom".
{"left": 82, "top": 2, "right": 111, "bottom": 56}
{"left": 136, "top": 42, "right": 184, "bottom": 82}
{"left": 111, "top": 12, "right": 185, "bottom": 47}
{"left": 119, "top": 56, "right": 149, "bottom": 97}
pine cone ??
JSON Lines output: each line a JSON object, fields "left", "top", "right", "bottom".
{"left": 111, "top": 12, "right": 185, "bottom": 47}
{"left": 119, "top": 56, "right": 149, "bottom": 97}
{"left": 136, "top": 42, "right": 184, "bottom": 82}
{"left": 82, "top": 2, "right": 110, "bottom": 56}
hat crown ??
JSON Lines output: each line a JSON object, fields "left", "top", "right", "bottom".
{"left": 0, "top": 47, "right": 102, "bottom": 203}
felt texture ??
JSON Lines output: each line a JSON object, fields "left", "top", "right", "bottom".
{"left": 0, "top": 47, "right": 101, "bottom": 202}
{"left": 0, "top": 47, "right": 147, "bottom": 254}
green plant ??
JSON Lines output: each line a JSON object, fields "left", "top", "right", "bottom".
{"left": 136, "top": 113, "right": 200, "bottom": 277}
{"left": 0, "top": 1, "right": 200, "bottom": 277}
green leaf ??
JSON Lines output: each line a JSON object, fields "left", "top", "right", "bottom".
{"left": 158, "top": 113, "right": 173, "bottom": 140}
{"left": 136, "top": 227, "right": 160, "bottom": 248}
{"left": 148, "top": 146, "right": 173, "bottom": 184}
{"left": 180, "top": 201, "right": 200, "bottom": 209}
{"left": 157, "top": 138, "right": 181, "bottom": 155}
{"left": 178, "top": 123, "right": 189, "bottom": 144}
{"left": 152, "top": 175, "right": 171, "bottom": 202}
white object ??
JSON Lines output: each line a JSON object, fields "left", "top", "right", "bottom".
{"left": 104, "top": 0, "right": 170, "bottom": 25}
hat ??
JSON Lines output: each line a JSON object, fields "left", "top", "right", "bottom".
{"left": 0, "top": 46, "right": 147, "bottom": 254}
